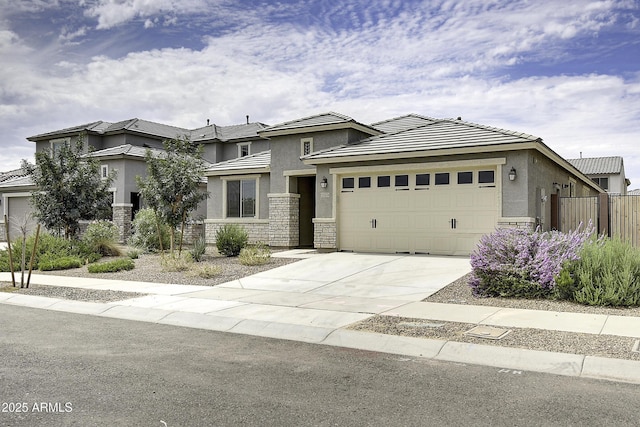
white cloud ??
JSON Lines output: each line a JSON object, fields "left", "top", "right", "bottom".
{"left": 1, "top": 0, "right": 639, "bottom": 187}
{"left": 83, "top": 0, "right": 209, "bottom": 29}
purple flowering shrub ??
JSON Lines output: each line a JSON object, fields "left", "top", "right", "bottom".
{"left": 470, "top": 223, "right": 594, "bottom": 298}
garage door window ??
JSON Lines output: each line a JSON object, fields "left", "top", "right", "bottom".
{"left": 377, "top": 176, "right": 391, "bottom": 187}
{"left": 435, "top": 173, "right": 450, "bottom": 185}
{"left": 479, "top": 170, "right": 495, "bottom": 184}
{"left": 358, "top": 177, "right": 371, "bottom": 188}
{"left": 416, "top": 173, "right": 430, "bottom": 186}
{"left": 395, "top": 175, "right": 409, "bottom": 187}
{"left": 457, "top": 172, "right": 473, "bottom": 184}
{"left": 342, "top": 177, "right": 355, "bottom": 189}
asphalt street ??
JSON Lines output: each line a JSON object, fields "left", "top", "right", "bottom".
{"left": 1, "top": 305, "right": 639, "bottom": 427}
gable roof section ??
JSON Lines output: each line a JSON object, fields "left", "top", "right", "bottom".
{"left": 370, "top": 114, "right": 439, "bottom": 134}
{"left": 86, "top": 144, "right": 165, "bottom": 159}
{"left": 103, "top": 119, "right": 190, "bottom": 140}
{"left": 259, "top": 112, "right": 381, "bottom": 138}
{"left": 191, "top": 122, "right": 269, "bottom": 143}
{"left": 302, "top": 118, "right": 541, "bottom": 163}
{"left": 27, "top": 121, "right": 107, "bottom": 141}
{"left": 566, "top": 156, "right": 623, "bottom": 175}
{"left": 0, "top": 173, "right": 34, "bottom": 188}
{"left": 205, "top": 150, "right": 271, "bottom": 176}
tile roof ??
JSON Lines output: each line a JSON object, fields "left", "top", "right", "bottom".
{"left": 302, "top": 118, "right": 541, "bottom": 161}
{"left": 191, "top": 122, "right": 269, "bottom": 142}
{"left": 370, "top": 114, "right": 439, "bottom": 134}
{"left": 86, "top": 144, "right": 165, "bottom": 159}
{"left": 566, "top": 157, "right": 624, "bottom": 175}
{"left": 28, "top": 119, "right": 265, "bottom": 143}
{"left": 0, "top": 174, "right": 34, "bottom": 188}
{"left": 0, "top": 168, "right": 30, "bottom": 183}
{"left": 27, "top": 121, "right": 107, "bottom": 140}
{"left": 259, "top": 112, "right": 380, "bottom": 136}
{"left": 206, "top": 150, "right": 271, "bottom": 175}
{"left": 104, "top": 119, "right": 190, "bottom": 140}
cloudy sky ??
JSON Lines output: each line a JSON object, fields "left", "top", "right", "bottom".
{"left": 1, "top": 0, "right": 639, "bottom": 186}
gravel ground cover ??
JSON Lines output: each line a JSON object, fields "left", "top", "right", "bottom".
{"left": 2, "top": 254, "right": 640, "bottom": 361}
{"left": 0, "top": 251, "right": 299, "bottom": 302}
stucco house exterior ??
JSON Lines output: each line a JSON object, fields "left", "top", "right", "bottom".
{"left": 1, "top": 111, "right": 602, "bottom": 255}
{"left": 567, "top": 156, "right": 630, "bottom": 195}
{"left": 1, "top": 118, "right": 269, "bottom": 241}
{"left": 205, "top": 112, "right": 602, "bottom": 256}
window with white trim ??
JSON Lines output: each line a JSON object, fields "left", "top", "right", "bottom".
{"left": 101, "top": 165, "right": 109, "bottom": 180}
{"left": 238, "top": 142, "right": 251, "bottom": 157}
{"left": 226, "top": 179, "right": 256, "bottom": 218}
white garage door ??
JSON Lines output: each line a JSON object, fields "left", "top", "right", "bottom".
{"left": 338, "top": 168, "right": 498, "bottom": 256}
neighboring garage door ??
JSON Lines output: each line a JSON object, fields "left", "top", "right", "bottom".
{"left": 338, "top": 168, "right": 498, "bottom": 256}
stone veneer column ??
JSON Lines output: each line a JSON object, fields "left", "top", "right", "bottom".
{"left": 313, "top": 218, "right": 337, "bottom": 250}
{"left": 112, "top": 203, "right": 133, "bottom": 243}
{"left": 268, "top": 193, "right": 300, "bottom": 247}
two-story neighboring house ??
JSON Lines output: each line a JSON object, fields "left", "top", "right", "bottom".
{"left": 1, "top": 118, "right": 268, "bottom": 241}
{"left": 2, "top": 111, "right": 603, "bottom": 255}
{"left": 566, "top": 156, "right": 630, "bottom": 195}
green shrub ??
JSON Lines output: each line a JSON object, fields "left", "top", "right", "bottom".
{"left": 127, "top": 249, "right": 141, "bottom": 259}
{"left": 216, "top": 224, "right": 248, "bottom": 257}
{"left": 160, "top": 253, "right": 193, "bottom": 272}
{"left": 38, "top": 256, "right": 83, "bottom": 271}
{"left": 82, "top": 220, "right": 122, "bottom": 256}
{"left": 87, "top": 258, "right": 135, "bottom": 273}
{"left": 239, "top": 243, "right": 271, "bottom": 266}
{"left": 556, "top": 237, "right": 640, "bottom": 306}
{"left": 0, "top": 233, "right": 101, "bottom": 272}
{"left": 186, "top": 264, "right": 222, "bottom": 278}
{"left": 190, "top": 235, "right": 207, "bottom": 262}
{"left": 129, "top": 208, "right": 171, "bottom": 252}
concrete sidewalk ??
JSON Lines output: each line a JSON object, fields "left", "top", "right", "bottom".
{"left": 1, "top": 250, "right": 640, "bottom": 384}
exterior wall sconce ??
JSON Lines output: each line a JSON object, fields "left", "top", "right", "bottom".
{"left": 508, "top": 167, "right": 517, "bottom": 181}
{"left": 320, "top": 177, "right": 328, "bottom": 188}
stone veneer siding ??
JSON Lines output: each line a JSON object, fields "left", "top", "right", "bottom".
{"left": 112, "top": 204, "right": 133, "bottom": 243}
{"left": 497, "top": 217, "right": 537, "bottom": 231}
{"left": 205, "top": 220, "right": 270, "bottom": 245}
{"left": 313, "top": 219, "right": 337, "bottom": 250}
{"left": 268, "top": 193, "right": 300, "bottom": 247}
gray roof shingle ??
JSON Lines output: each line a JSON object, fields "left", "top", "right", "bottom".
{"left": 566, "top": 157, "right": 623, "bottom": 175}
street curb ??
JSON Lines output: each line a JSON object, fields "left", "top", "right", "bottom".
{"left": 3, "top": 297, "right": 640, "bottom": 384}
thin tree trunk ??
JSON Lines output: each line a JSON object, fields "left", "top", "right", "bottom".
{"left": 26, "top": 224, "right": 41, "bottom": 289}
{"left": 178, "top": 212, "right": 186, "bottom": 255}
{"left": 4, "top": 215, "right": 15, "bottom": 287}
{"left": 154, "top": 210, "right": 164, "bottom": 254}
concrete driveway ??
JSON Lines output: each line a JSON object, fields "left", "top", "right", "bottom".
{"left": 220, "top": 251, "right": 471, "bottom": 300}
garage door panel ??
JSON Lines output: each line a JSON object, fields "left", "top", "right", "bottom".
{"left": 338, "top": 170, "right": 498, "bottom": 255}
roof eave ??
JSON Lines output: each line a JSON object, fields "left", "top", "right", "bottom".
{"left": 205, "top": 166, "right": 270, "bottom": 177}
{"left": 302, "top": 142, "right": 540, "bottom": 165}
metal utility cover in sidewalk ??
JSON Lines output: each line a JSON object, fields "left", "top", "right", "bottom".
{"left": 464, "top": 325, "right": 511, "bottom": 340}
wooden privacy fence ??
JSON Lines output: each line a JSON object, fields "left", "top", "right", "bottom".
{"left": 557, "top": 193, "right": 640, "bottom": 246}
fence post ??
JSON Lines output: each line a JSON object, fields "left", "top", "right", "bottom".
{"left": 598, "top": 192, "right": 609, "bottom": 237}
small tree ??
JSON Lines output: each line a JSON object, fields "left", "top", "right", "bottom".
{"left": 22, "top": 133, "right": 115, "bottom": 239}
{"left": 136, "top": 136, "right": 208, "bottom": 255}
